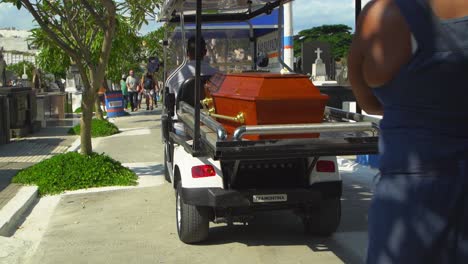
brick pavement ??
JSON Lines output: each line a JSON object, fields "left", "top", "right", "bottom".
{"left": 0, "top": 120, "right": 79, "bottom": 210}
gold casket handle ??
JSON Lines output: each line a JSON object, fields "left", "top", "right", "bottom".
{"left": 209, "top": 111, "right": 245, "bottom": 124}
{"left": 201, "top": 97, "right": 245, "bottom": 124}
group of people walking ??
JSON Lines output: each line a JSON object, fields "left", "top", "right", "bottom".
{"left": 120, "top": 69, "right": 160, "bottom": 112}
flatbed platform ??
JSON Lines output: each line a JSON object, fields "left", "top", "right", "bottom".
{"left": 173, "top": 104, "right": 379, "bottom": 161}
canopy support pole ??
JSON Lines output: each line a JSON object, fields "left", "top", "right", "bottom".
{"left": 355, "top": 0, "right": 362, "bottom": 25}
{"left": 193, "top": 0, "right": 202, "bottom": 153}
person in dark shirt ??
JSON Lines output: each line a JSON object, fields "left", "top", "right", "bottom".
{"left": 349, "top": 0, "right": 468, "bottom": 263}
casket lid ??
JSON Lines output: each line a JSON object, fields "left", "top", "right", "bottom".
{"left": 208, "top": 73, "right": 326, "bottom": 100}
{"left": 226, "top": 73, "right": 309, "bottom": 79}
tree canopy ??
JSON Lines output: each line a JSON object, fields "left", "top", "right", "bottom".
{"left": 105, "top": 15, "right": 144, "bottom": 83}
{"left": 30, "top": 28, "right": 71, "bottom": 79}
{"left": 1, "top": 0, "right": 161, "bottom": 155}
{"left": 294, "top": 24, "right": 353, "bottom": 61}
{"left": 30, "top": 16, "right": 154, "bottom": 83}
{"left": 141, "top": 24, "right": 173, "bottom": 80}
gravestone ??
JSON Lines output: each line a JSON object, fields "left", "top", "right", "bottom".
{"left": 0, "top": 47, "right": 6, "bottom": 87}
{"left": 311, "top": 48, "right": 328, "bottom": 81}
{"left": 301, "top": 41, "right": 335, "bottom": 80}
{"left": 65, "top": 65, "right": 83, "bottom": 112}
{"left": 336, "top": 60, "right": 350, "bottom": 86}
{"left": 20, "top": 64, "right": 31, "bottom": 87}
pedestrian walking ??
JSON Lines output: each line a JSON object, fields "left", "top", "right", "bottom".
{"left": 348, "top": 0, "right": 468, "bottom": 263}
{"left": 137, "top": 81, "right": 143, "bottom": 110}
{"left": 98, "top": 82, "right": 106, "bottom": 111}
{"left": 153, "top": 77, "right": 161, "bottom": 108}
{"left": 126, "top": 69, "right": 138, "bottom": 112}
{"left": 141, "top": 72, "right": 156, "bottom": 110}
{"left": 120, "top": 74, "right": 129, "bottom": 110}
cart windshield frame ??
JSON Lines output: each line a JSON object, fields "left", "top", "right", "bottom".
{"left": 159, "top": 0, "right": 293, "bottom": 154}
{"left": 159, "top": 0, "right": 291, "bottom": 23}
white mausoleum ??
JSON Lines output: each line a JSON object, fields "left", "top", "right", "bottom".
{"left": 0, "top": 28, "right": 38, "bottom": 65}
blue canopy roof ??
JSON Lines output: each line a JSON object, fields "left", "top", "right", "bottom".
{"left": 174, "top": 9, "right": 278, "bottom": 39}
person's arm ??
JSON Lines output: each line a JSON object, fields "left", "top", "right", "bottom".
{"left": 348, "top": 0, "right": 412, "bottom": 115}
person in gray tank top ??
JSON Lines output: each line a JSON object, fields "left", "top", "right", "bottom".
{"left": 349, "top": 0, "right": 468, "bottom": 263}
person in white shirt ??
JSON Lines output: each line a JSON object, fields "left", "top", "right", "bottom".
{"left": 167, "top": 36, "right": 218, "bottom": 134}
{"left": 126, "top": 69, "right": 139, "bottom": 111}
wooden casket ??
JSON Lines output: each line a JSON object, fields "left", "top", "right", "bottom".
{"left": 204, "top": 73, "right": 329, "bottom": 140}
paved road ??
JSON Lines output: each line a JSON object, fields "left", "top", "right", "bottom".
{"left": 14, "top": 110, "right": 378, "bottom": 264}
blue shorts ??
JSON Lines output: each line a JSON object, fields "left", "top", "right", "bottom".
{"left": 367, "top": 163, "right": 468, "bottom": 264}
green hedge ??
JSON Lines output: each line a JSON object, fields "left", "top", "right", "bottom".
{"left": 68, "top": 119, "right": 119, "bottom": 137}
{"left": 12, "top": 152, "right": 138, "bottom": 195}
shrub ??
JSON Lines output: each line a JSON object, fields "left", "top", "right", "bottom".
{"left": 68, "top": 118, "right": 119, "bottom": 137}
{"left": 12, "top": 152, "right": 138, "bottom": 195}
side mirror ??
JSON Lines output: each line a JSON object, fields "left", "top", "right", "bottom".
{"left": 257, "top": 52, "right": 269, "bottom": 68}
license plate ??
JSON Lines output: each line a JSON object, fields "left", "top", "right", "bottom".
{"left": 253, "top": 194, "right": 287, "bottom": 203}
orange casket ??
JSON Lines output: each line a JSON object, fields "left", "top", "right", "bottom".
{"left": 205, "top": 73, "right": 329, "bottom": 140}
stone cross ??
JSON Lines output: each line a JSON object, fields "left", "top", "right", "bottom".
{"left": 315, "top": 48, "right": 323, "bottom": 60}
{"left": 312, "top": 47, "right": 327, "bottom": 81}
{"left": 22, "top": 64, "right": 28, "bottom": 80}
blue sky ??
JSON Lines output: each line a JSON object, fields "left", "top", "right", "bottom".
{"left": 0, "top": 0, "right": 371, "bottom": 34}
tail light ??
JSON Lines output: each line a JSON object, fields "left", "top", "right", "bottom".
{"left": 316, "top": 160, "right": 336, "bottom": 173}
{"left": 191, "top": 165, "right": 216, "bottom": 178}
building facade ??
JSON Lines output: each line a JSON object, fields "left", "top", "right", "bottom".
{"left": 0, "top": 28, "right": 38, "bottom": 65}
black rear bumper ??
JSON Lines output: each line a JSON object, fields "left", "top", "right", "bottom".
{"left": 181, "top": 181, "right": 342, "bottom": 208}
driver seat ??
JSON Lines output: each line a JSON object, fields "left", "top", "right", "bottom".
{"left": 176, "top": 75, "right": 212, "bottom": 110}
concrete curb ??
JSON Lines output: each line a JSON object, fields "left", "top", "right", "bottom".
{"left": 0, "top": 186, "right": 38, "bottom": 237}
{"left": 67, "top": 137, "right": 81, "bottom": 152}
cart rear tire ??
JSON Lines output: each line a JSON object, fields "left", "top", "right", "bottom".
{"left": 176, "top": 183, "right": 209, "bottom": 243}
{"left": 304, "top": 197, "right": 341, "bottom": 236}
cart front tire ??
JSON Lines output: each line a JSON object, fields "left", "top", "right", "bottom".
{"left": 176, "top": 183, "right": 209, "bottom": 243}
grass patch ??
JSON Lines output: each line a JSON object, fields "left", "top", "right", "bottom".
{"left": 68, "top": 118, "right": 119, "bottom": 137}
{"left": 12, "top": 152, "right": 138, "bottom": 196}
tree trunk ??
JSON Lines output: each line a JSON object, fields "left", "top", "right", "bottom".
{"left": 80, "top": 91, "right": 94, "bottom": 155}
{"left": 95, "top": 95, "right": 104, "bottom": 120}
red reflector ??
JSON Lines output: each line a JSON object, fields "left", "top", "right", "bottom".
{"left": 316, "top": 160, "right": 336, "bottom": 173}
{"left": 191, "top": 165, "right": 216, "bottom": 178}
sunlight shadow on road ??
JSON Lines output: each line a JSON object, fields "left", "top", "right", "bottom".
{"left": 122, "top": 162, "right": 164, "bottom": 177}
{"left": 204, "top": 210, "right": 365, "bottom": 263}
